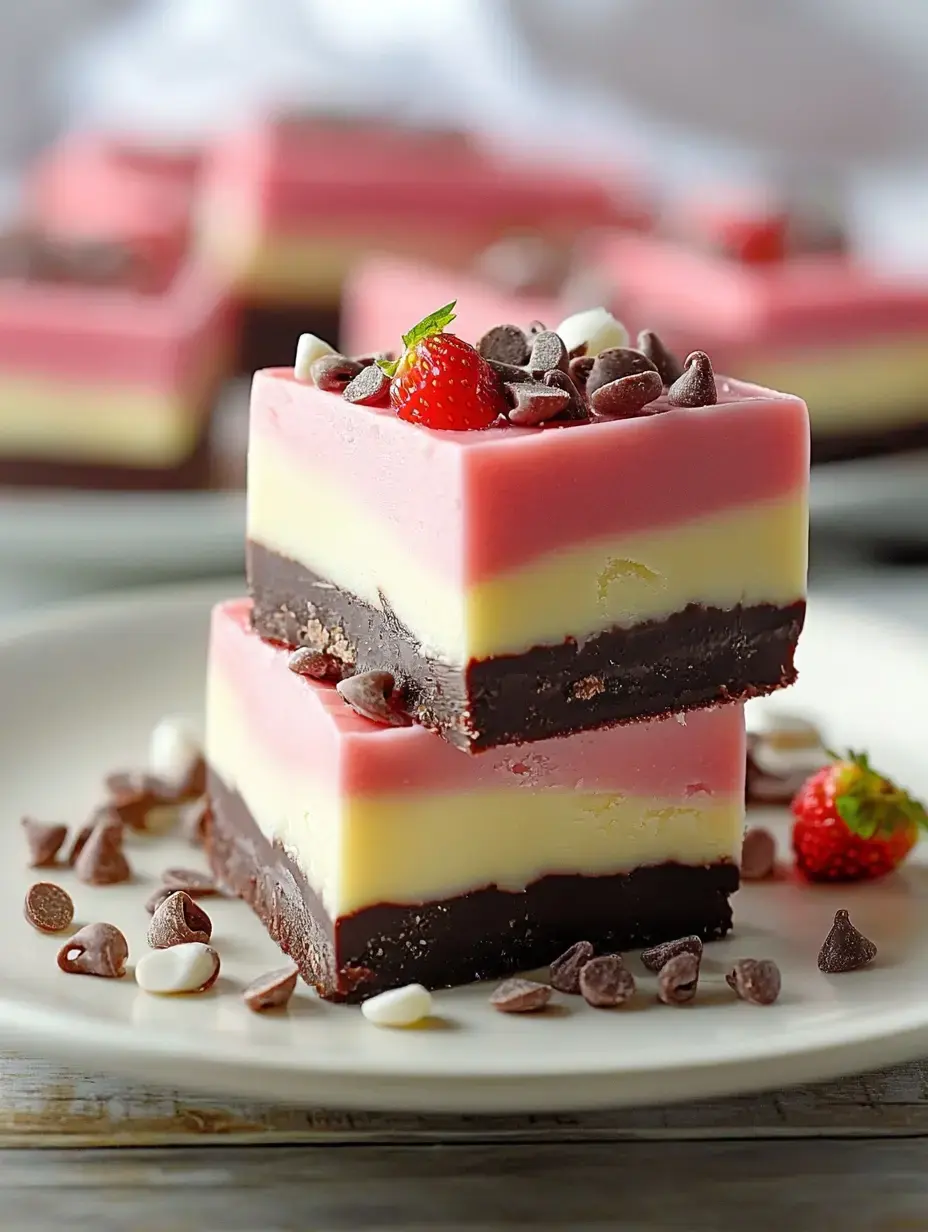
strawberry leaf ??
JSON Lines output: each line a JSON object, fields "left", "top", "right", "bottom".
{"left": 376, "top": 354, "right": 401, "bottom": 379}
{"left": 401, "top": 301, "right": 457, "bottom": 350}
{"left": 832, "top": 748, "right": 928, "bottom": 839}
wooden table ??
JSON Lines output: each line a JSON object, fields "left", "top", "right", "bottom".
{"left": 6, "top": 1053, "right": 928, "bottom": 1230}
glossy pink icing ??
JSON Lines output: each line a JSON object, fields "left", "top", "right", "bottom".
{"left": 250, "top": 367, "right": 809, "bottom": 584}
{"left": 212, "top": 599, "right": 746, "bottom": 798}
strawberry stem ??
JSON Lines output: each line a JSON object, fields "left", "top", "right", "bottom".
{"left": 377, "top": 301, "right": 458, "bottom": 380}
{"left": 831, "top": 748, "right": 928, "bottom": 839}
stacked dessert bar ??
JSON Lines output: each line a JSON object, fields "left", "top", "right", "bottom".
{"left": 204, "top": 303, "right": 810, "bottom": 1001}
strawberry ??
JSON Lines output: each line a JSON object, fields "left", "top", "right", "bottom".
{"left": 378, "top": 302, "right": 507, "bottom": 430}
{"left": 791, "top": 750, "right": 928, "bottom": 882}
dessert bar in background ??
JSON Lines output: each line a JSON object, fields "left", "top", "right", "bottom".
{"left": 205, "top": 599, "right": 744, "bottom": 1001}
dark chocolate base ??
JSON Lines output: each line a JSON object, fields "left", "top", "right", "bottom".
{"left": 812, "top": 420, "right": 928, "bottom": 466}
{"left": 205, "top": 773, "right": 739, "bottom": 1002}
{"left": 237, "top": 303, "right": 341, "bottom": 376}
{"left": 247, "top": 542, "right": 806, "bottom": 752}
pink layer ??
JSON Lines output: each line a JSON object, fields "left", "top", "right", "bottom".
{"left": 251, "top": 368, "right": 809, "bottom": 585}
{"left": 212, "top": 599, "right": 746, "bottom": 798}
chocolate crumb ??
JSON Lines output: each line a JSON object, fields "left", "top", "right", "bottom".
{"left": 579, "top": 954, "right": 635, "bottom": 1008}
{"left": 244, "top": 966, "right": 300, "bottom": 1012}
{"left": 586, "top": 347, "right": 658, "bottom": 398}
{"left": 817, "top": 909, "right": 877, "bottom": 974}
{"left": 727, "top": 958, "right": 782, "bottom": 1005}
{"left": 147, "top": 891, "right": 212, "bottom": 948}
{"left": 528, "top": 330, "right": 569, "bottom": 376}
{"left": 740, "top": 826, "right": 777, "bottom": 880}
{"left": 343, "top": 364, "right": 391, "bottom": 407}
{"left": 74, "top": 815, "right": 131, "bottom": 886}
{"left": 24, "top": 882, "right": 74, "bottom": 934}
{"left": 57, "top": 923, "right": 128, "bottom": 979}
{"left": 161, "top": 867, "right": 218, "bottom": 897}
{"left": 640, "top": 935, "right": 703, "bottom": 973}
{"left": 489, "top": 977, "right": 552, "bottom": 1013}
{"left": 572, "top": 675, "right": 605, "bottom": 701}
{"left": 505, "top": 381, "right": 571, "bottom": 426}
{"left": 590, "top": 371, "right": 663, "bottom": 419}
{"left": 477, "top": 324, "right": 531, "bottom": 367}
{"left": 336, "top": 670, "right": 411, "bottom": 727}
{"left": 310, "top": 354, "right": 363, "bottom": 394}
{"left": 21, "top": 819, "right": 68, "bottom": 868}
{"left": 549, "top": 940, "right": 594, "bottom": 994}
{"left": 667, "top": 351, "right": 718, "bottom": 407}
{"left": 288, "top": 647, "right": 342, "bottom": 680}
{"left": 637, "top": 330, "right": 684, "bottom": 385}
{"left": 657, "top": 951, "right": 700, "bottom": 1005}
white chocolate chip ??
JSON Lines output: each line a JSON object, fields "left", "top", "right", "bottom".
{"left": 148, "top": 716, "right": 202, "bottom": 795}
{"left": 294, "top": 333, "right": 336, "bottom": 381}
{"left": 135, "top": 942, "right": 220, "bottom": 995}
{"left": 360, "top": 983, "right": 433, "bottom": 1027}
{"left": 555, "top": 307, "right": 629, "bottom": 358}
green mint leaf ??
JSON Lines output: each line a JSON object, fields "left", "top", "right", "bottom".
{"left": 376, "top": 355, "right": 400, "bottom": 379}
{"left": 401, "top": 301, "right": 457, "bottom": 350}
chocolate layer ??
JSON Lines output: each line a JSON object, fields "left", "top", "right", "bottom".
{"left": 237, "top": 303, "right": 341, "bottom": 376}
{"left": 247, "top": 541, "right": 805, "bottom": 751}
{"left": 205, "top": 772, "right": 739, "bottom": 1002}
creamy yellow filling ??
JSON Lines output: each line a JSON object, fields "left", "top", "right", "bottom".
{"left": 207, "top": 671, "right": 742, "bottom": 918}
{"left": 248, "top": 439, "right": 808, "bottom": 665}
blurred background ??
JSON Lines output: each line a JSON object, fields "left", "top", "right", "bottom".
{"left": 0, "top": 0, "right": 926, "bottom": 625}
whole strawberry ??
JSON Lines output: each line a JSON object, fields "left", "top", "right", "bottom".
{"left": 791, "top": 750, "right": 928, "bottom": 882}
{"left": 378, "top": 302, "right": 507, "bottom": 430}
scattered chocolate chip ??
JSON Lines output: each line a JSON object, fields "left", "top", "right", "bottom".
{"left": 487, "top": 358, "right": 531, "bottom": 384}
{"left": 147, "top": 891, "right": 212, "bottom": 948}
{"left": 104, "top": 774, "right": 172, "bottom": 831}
{"left": 74, "top": 816, "right": 131, "bottom": 886}
{"left": 667, "top": 351, "right": 718, "bottom": 408}
{"left": 637, "top": 330, "right": 684, "bottom": 385}
{"left": 161, "top": 867, "right": 218, "bottom": 897}
{"left": 476, "top": 324, "right": 531, "bottom": 367}
{"left": 567, "top": 342, "right": 588, "bottom": 360}
{"left": 489, "top": 977, "right": 552, "bottom": 1013}
{"left": 24, "top": 882, "right": 74, "bottom": 934}
{"left": 244, "top": 966, "right": 300, "bottom": 1012}
{"left": 343, "top": 364, "right": 391, "bottom": 407}
{"left": 145, "top": 886, "right": 175, "bottom": 915}
{"left": 590, "top": 371, "right": 664, "bottom": 419}
{"left": 568, "top": 354, "right": 595, "bottom": 390}
{"left": 66, "top": 823, "right": 94, "bottom": 867}
{"left": 640, "top": 935, "right": 703, "bottom": 973}
{"left": 505, "top": 381, "right": 571, "bottom": 426}
{"left": 21, "top": 819, "right": 68, "bottom": 868}
{"left": 657, "top": 952, "right": 700, "bottom": 1005}
{"left": 310, "top": 354, "right": 363, "bottom": 394}
{"left": 586, "top": 347, "right": 658, "bottom": 398}
{"left": 740, "top": 826, "right": 777, "bottom": 880}
{"left": 727, "top": 958, "right": 782, "bottom": 1005}
{"left": 57, "top": 923, "right": 128, "bottom": 979}
{"left": 579, "top": 954, "right": 636, "bottom": 1008}
{"left": 528, "top": 330, "right": 569, "bottom": 376}
{"left": 181, "top": 798, "right": 210, "bottom": 847}
{"left": 336, "top": 670, "right": 411, "bottom": 727}
{"left": 543, "top": 368, "right": 589, "bottom": 421}
{"left": 288, "top": 647, "right": 342, "bottom": 680}
{"left": 817, "top": 909, "right": 877, "bottom": 974}
{"left": 549, "top": 940, "right": 594, "bottom": 994}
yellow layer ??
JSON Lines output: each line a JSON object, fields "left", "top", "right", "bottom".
{"left": 248, "top": 440, "right": 808, "bottom": 665}
{"left": 206, "top": 671, "right": 742, "bottom": 918}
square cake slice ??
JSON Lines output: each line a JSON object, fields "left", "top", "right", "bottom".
{"left": 205, "top": 599, "right": 744, "bottom": 1001}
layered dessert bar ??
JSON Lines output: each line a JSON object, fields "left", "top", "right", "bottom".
{"left": 247, "top": 311, "right": 809, "bottom": 751}
{"left": 205, "top": 598, "right": 744, "bottom": 1000}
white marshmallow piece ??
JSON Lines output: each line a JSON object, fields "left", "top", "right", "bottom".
{"left": 361, "top": 983, "right": 433, "bottom": 1028}
{"left": 554, "top": 307, "right": 629, "bottom": 358}
{"left": 148, "top": 716, "right": 202, "bottom": 794}
{"left": 135, "top": 943, "right": 220, "bottom": 995}
{"left": 294, "top": 333, "right": 336, "bottom": 382}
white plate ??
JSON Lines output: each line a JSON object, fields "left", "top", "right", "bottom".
{"left": 0, "top": 582, "right": 923, "bottom": 1113}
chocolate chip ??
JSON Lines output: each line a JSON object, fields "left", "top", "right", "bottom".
{"left": 336, "top": 670, "right": 411, "bottom": 727}
{"left": 590, "top": 371, "right": 664, "bottom": 419}
{"left": 145, "top": 886, "right": 175, "bottom": 915}
{"left": 586, "top": 347, "right": 658, "bottom": 398}
{"left": 657, "top": 952, "right": 700, "bottom": 1005}
{"left": 489, "top": 978, "right": 552, "bottom": 1013}
{"left": 526, "top": 320, "right": 548, "bottom": 335}
{"left": 343, "top": 364, "right": 391, "bottom": 407}
{"left": 147, "top": 891, "right": 212, "bottom": 948}
{"left": 579, "top": 954, "right": 635, "bottom": 1008}
{"left": 21, "top": 819, "right": 68, "bottom": 868}
{"left": 740, "top": 826, "right": 777, "bottom": 880}
{"left": 505, "top": 381, "right": 572, "bottom": 426}
{"left": 66, "top": 823, "right": 94, "bottom": 867}
{"left": 74, "top": 815, "right": 131, "bottom": 886}
{"left": 104, "top": 774, "right": 171, "bottom": 831}
{"left": 57, "top": 923, "right": 128, "bottom": 979}
{"left": 288, "top": 647, "right": 343, "bottom": 680}
{"left": 637, "top": 330, "right": 684, "bottom": 385}
{"left": 24, "top": 882, "right": 74, "bottom": 933}
{"left": 568, "top": 355, "right": 595, "bottom": 391}
{"left": 549, "top": 940, "right": 594, "bottom": 994}
{"left": 727, "top": 958, "right": 782, "bottom": 1005}
{"left": 817, "top": 909, "right": 877, "bottom": 974}
{"left": 310, "top": 354, "right": 363, "bottom": 394}
{"left": 161, "top": 867, "right": 218, "bottom": 897}
{"left": 640, "top": 935, "right": 703, "bottom": 973}
{"left": 181, "top": 798, "right": 210, "bottom": 847}
{"left": 477, "top": 324, "right": 531, "bottom": 367}
{"left": 543, "top": 368, "right": 589, "bottom": 421}
{"left": 244, "top": 966, "right": 300, "bottom": 1012}
{"left": 488, "top": 359, "right": 531, "bottom": 384}
{"left": 667, "top": 351, "right": 718, "bottom": 408}
{"left": 528, "top": 330, "right": 569, "bottom": 376}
